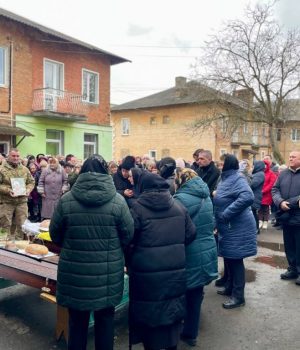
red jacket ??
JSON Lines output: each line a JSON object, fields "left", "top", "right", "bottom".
{"left": 261, "top": 161, "right": 277, "bottom": 205}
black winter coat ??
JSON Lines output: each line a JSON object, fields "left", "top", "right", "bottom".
{"left": 129, "top": 189, "right": 196, "bottom": 327}
{"left": 196, "top": 161, "right": 220, "bottom": 194}
{"left": 49, "top": 172, "right": 134, "bottom": 311}
{"left": 250, "top": 161, "right": 265, "bottom": 210}
{"left": 272, "top": 168, "right": 300, "bottom": 226}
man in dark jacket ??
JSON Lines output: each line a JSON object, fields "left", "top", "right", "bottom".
{"left": 196, "top": 150, "right": 220, "bottom": 194}
{"left": 50, "top": 155, "right": 134, "bottom": 350}
{"left": 272, "top": 151, "right": 300, "bottom": 286}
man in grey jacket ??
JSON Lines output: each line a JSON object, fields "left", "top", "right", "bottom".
{"left": 272, "top": 151, "right": 300, "bottom": 286}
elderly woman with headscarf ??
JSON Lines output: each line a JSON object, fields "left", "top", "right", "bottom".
{"left": 128, "top": 171, "right": 196, "bottom": 350}
{"left": 49, "top": 154, "right": 134, "bottom": 350}
{"left": 214, "top": 154, "right": 257, "bottom": 309}
{"left": 37, "top": 157, "right": 69, "bottom": 219}
{"left": 173, "top": 168, "right": 218, "bottom": 346}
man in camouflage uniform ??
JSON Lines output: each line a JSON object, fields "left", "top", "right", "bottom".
{"left": 0, "top": 148, "right": 34, "bottom": 240}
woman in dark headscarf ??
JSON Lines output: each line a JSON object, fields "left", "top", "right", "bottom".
{"left": 213, "top": 154, "right": 257, "bottom": 309}
{"left": 128, "top": 172, "right": 196, "bottom": 350}
{"left": 50, "top": 154, "right": 134, "bottom": 350}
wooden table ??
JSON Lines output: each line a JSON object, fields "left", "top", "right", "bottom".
{"left": 0, "top": 248, "right": 68, "bottom": 341}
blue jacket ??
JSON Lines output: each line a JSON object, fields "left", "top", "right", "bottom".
{"left": 214, "top": 169, "right": 257, "bottom": 259}
{"left": 174, "top": 177, "right": 218, "bottom": 289}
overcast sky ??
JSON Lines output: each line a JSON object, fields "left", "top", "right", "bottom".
{"left": 0, "top": 0, "right": 298, "bottom": 104}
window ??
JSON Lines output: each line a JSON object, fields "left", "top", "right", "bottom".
{"left": 46, "top": 129, "right": 64, "bottom": 155}
{"left": 0, "top": 142, "right": 9, "bottom": 154}
{"left": 149, "top": 150, "right": 157, "bottom": 159}
{"left": 291, "top": 129, "right": 300, "bottom": 141}
{"left": 232, "top": 149, "right": 239, "bottom": 157}
{"left": 276, "top": 129, "right": 282, "bottom": 142}
{"left": 261, "top": 151, "right": 266, "bottom": 159}
{"left": 150, "top": 117, "right": 157, "bottom": 125}
{"left": 84, "top": 133, "right": 98, "bottom": 159}
{"left": 243, "top": 123, "right": 248, "bottom": 134}
{"left": 261, "top": 125, "right": 267, "bottom": 137}
{"left": 44, "top": 59, "right": 64, "bottom": 91}
{"left": 221, "top": 117, "right": 228, "bottom": 133}
{"left": 162, "top": 115, "right": 170, "bottom": 124}
{"left": 220, "top": 149, "right": 227, "bottom": 156}
{"left": 0, "top": 47, "right": 8, "bottom": 87}
{"left": 82, "top": 69, "right": 99, "bottom": 104}
{"left": 121, "top": 118, "right": 130, "bottom": 135}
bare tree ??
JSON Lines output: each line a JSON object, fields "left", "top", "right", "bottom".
{"left": 192, "top": 1, "right": 300, "bottom": 163}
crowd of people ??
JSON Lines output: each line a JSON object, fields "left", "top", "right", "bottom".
{"left": 0, "top": 148, "right": 299, "bottom": 350}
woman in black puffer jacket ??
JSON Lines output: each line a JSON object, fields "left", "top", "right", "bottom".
{"left": 50, "top": 155, "right": 134, "bottom": 350}
{"left": 128, "top": 172, "right": 196, "bottom": 350}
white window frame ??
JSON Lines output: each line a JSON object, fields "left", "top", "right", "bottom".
{"left": 0, "top": 141, "right": 9, "bottom": 154}
{"left": 0, "top": 46, "right": 9, "bottom": 87}
{"left": 46, "top": 129, "right": 64, "bottom": 155}
{"left": 43, "top": 58, "right": 64, "bottom": 91}
{"left": 221, "top": 117, "right": 228, "bottom": 133}
{"left": 220, "top": 149, "right": 227, "bottom": 156}
{"left": 82, "top": 68, "right": 99, "bottom": 104}
{"left": 243, "top": 123, "right": 248, "bottom": 134}
{"left": 121, "top": 118, "right": 130, "bottom": 135}
{"left": 149, "top": 150, "right": 157, "bottom": 159}
{"left": 83, "top": 133, "right": 98, "bottom": 158}
{"left": 291, "top": 129, "right": 300, "bottom": 142}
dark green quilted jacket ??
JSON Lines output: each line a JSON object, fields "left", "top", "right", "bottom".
{"left": 50, "top": 172, "right": 134, "bottom": 311}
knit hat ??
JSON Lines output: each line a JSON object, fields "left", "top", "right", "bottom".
{"left": 138, "top": 172, "right": 169, "bottom": 193}
{"left": 80, "top": 154, "right": 109, "bottom": 175}
{"left": 175, "top": 158, "right": 185, "bottom": 169}
{"left": 158, "top": 157, "right": 176, "bottom": 179}
{"left": 175, "top": 168, "right": 198, "bottom": 189}
{"left": 121, "top": 155, "right": 136, "bottom": 170}
{"left": 222, "top": 154, "right": 239, "bottom": 172}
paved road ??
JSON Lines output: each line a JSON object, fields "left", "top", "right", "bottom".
{"left": 0, "top": 235, "right": 299, "bottom": 350}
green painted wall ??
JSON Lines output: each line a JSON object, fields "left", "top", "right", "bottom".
{"left": 16, "top": 115, "right": 112, "bottom": 161}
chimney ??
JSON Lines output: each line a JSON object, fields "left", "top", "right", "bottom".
{"left": 175, "top": 76, "right": 187, "bottom": 88}
{"left": 233, "top": 88, "right": 254, "bottom": 104}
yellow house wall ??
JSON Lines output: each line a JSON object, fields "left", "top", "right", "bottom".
{"left": 278, "top": 122, "right": 300, "bottom": 163}
{"left": 112, "top": 104, "right": 219, "bottom": 162}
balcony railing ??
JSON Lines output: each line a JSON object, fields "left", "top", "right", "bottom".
{"left": 32, "top": 88, "right": 88, "bottom": 117}
{"left": 231, "top": 132, "right": 259, "bottom": 145}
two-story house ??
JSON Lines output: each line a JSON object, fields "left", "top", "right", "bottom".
{"left": 0, "top": 8, "right": 128, "bottom": 160}
{"left": 111, "top": 77, "right": 271, "bottom": 162}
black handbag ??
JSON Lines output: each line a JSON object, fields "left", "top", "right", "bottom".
{"left": 275, "top": 210, "right": 290, "bottom": 223}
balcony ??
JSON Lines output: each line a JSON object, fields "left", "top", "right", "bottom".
{"left": 231, "top": 132, "right": 259, "bottom": 146}
{"left": 32, "top": 88, "right": 88, "bottom": 121}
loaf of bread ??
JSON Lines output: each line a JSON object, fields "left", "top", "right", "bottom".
{"left": 25, "top": 244, "right": 49, "bottom": 256}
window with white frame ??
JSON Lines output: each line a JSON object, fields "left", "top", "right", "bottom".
{"left": 149, "top": 150, "right": 157, "bottom": 159}
{"left": 220, "top": 149, "right": 227, "bottom": 156}
{"left": 243, "top": 123, "right": 248, "bottom": 134}
{"left": 261, "top": 150, "right": 266, "bottom": 159}
{"left": 44, "top": 59, "right": 64, "bottom": 91}
{"left": 162, "top": 115, "right": 170, "bottom": 124}
{"left": 221, "top": 117, "right": 228, "bottom": 133}
{"left": 84, "top": 133, "right": 98, "bottom": 159}
{"left": 121, "top": 118, "right": 130, "bottom": 135}
{"left": 46, "top": 129, "right": 64, "bottom": 155}
{"left": 150, "top": 116, "right": 157, "bottom": 125}
{"left": 82, "top": 69, "right": 99, "bottom": 104}
{"left": 291, "top": 129, "right": 300, "bottom": 141}
{"left": 0, "top": 47, "right": 8, "bottom": 87}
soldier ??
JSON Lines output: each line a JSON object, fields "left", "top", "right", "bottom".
{"left": 0, "top": 148, "right": 34, "bottom": 240}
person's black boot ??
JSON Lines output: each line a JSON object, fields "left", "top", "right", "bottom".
{"left": 217, "top": 288, "right": 232, "bottom": 296}
{"left": 295, "top": 276, "right": 300, "bottom": 285}
{"left": 280, "top": 269, "right": 298, "bottom": 280}
{"left": 215, "top": 277, "right": 227, "bottom": 287}
{"left": 222, "top": 297, "right": 245, "bottom": 309}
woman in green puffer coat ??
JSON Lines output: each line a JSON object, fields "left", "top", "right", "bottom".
{"left": 50, "top": 155, "right": 134, "bottom": 350}
{"left": 173, "top": 168, "right": 218, "bottom": 347}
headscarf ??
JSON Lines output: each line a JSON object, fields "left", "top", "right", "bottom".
{"left": 158, "top": 157, "right": 176, "bottom": 179}
{"left": 138, "top": 172, "right": 169, "bottom": 193}
{"left": 175, "top": 168, "right": 198, "bottom": 189}
{"left": 80, "top": 154, "right": 109, "bottom": 175}
{"left": 222, "top": 154, "right": 239, "bottom": 172}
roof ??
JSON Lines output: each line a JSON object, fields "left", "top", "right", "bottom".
{"left": 0, "top": 125, "right": 33, "bottom": 137}
{"left": 0, "top": 7, "right": 129, "bottom": 65}
{"left": 111, "top": 79, "right": 250, "bottom": 111}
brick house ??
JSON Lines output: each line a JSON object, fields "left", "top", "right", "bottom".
{"left": 111, "top": 77, "right": 272, "bottom": 163}
{"left": 0, "top": 8, "right": 128, "bottom": 160}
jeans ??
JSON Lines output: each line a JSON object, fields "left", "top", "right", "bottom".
{"left": 181, "top": 286, "right": 204, "bottom": 339}
{"left": 224, "top": 258, "right": 245, "bottom": 300}
{"left": 282, "top": 225, "right": 300, "bottom": 274}
{"left": 68, "top": 307, "right": 115, "bottom": 350}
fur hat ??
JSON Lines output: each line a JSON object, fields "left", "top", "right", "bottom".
{"left": 121, "top": 155, "right": 136, "bottom": 170}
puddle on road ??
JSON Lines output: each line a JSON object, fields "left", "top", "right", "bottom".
{"left": 254, "top": 255, "right": 287, "bottom": 269}
{"left": 245, "top": 269, "right": 256, "bottom": 282}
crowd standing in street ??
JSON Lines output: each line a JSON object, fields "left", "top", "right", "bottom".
{"left": 0, "top": 146, "right": 298, "bottom": 350}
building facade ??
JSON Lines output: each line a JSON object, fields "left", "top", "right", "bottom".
{"left": 0, "top": 8, "right": 127, "bottom": 159}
